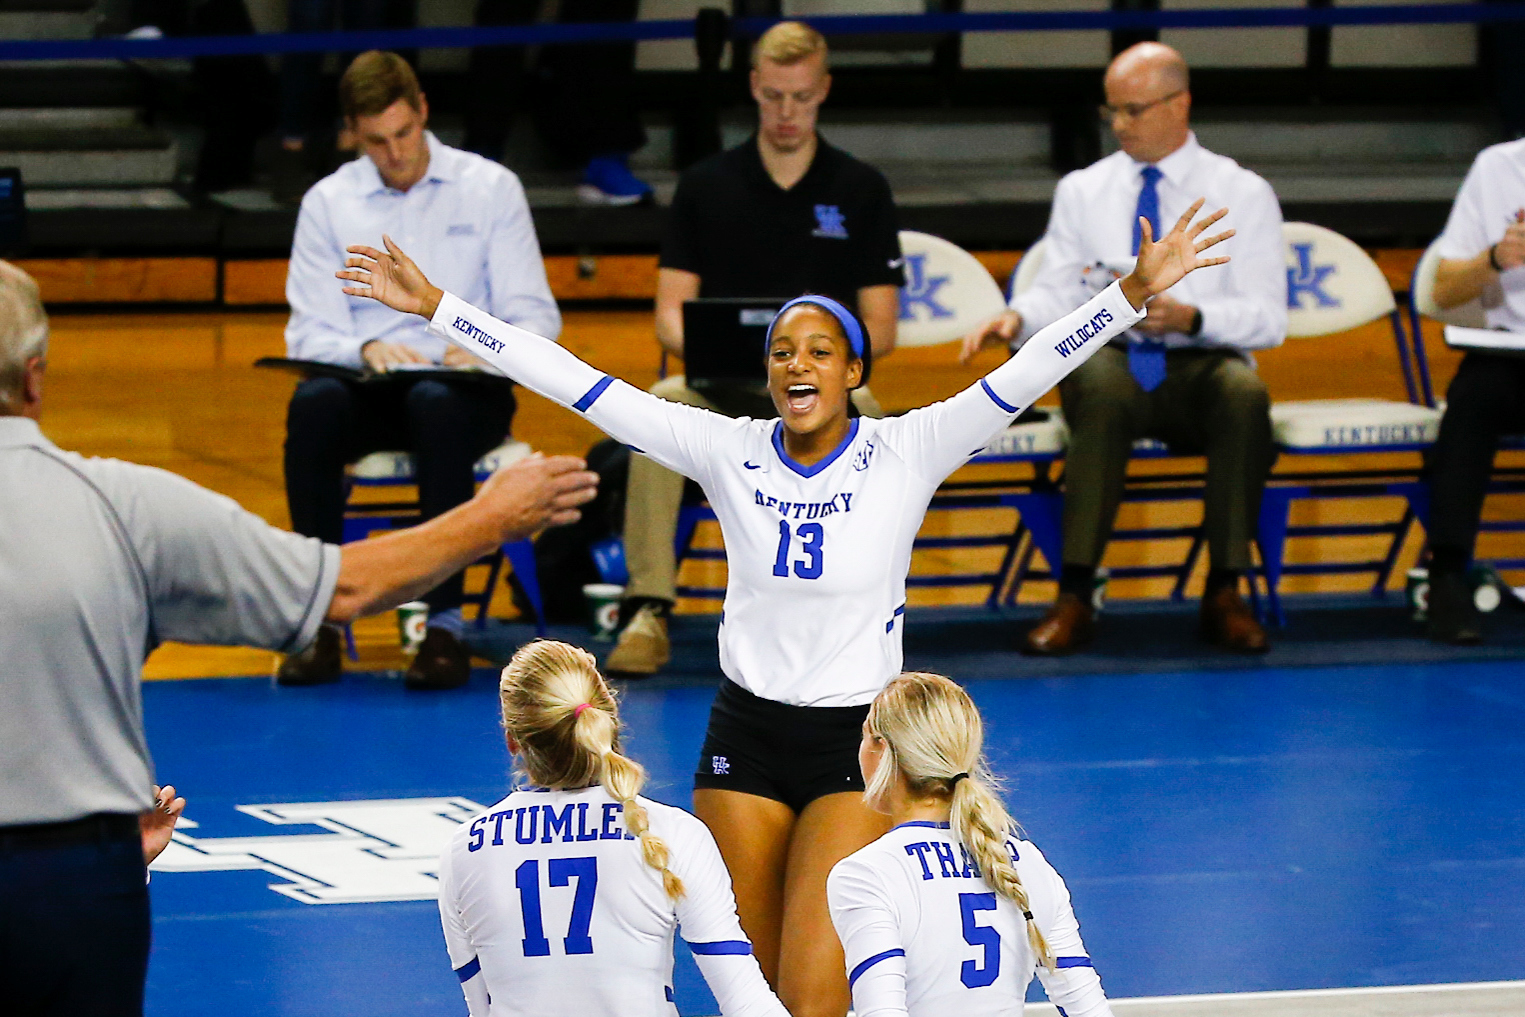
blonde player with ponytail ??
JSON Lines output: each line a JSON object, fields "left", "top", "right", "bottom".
{"left": 827, "top": 673, "right": 1114, "bottom": 1017}
{"left": 436, "top": 640, "right": 789, "bottom": 1017}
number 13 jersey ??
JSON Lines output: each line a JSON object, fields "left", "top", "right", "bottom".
{"left": 429, "top": 281, "right": 1143, "bottom": 708}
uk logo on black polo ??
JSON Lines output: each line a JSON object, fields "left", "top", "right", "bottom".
{"left": 812, "top": 204, "right": 849, "bottom": 239}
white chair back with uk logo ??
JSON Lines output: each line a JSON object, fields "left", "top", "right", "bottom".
{"left": 894, "top": 230, "right": 1009, "bottom": 348}
{"left": 1283, "top": 221, "right": 1396, "bottom": 337}
{"left": 1271, "top": 222, "right": 1441, "bottom": 452}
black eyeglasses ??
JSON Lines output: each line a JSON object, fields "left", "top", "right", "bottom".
{"left": 1098, "top": 90, "right": 1183, "bottom": 122}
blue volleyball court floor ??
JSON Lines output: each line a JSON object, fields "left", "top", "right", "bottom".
{"left": 143, "top": 606, "right": 1525, "bottom": 1016}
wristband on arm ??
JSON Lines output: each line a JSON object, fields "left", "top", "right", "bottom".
{"left": 1490, "top": 243, "right": 1504, "bottom": 273}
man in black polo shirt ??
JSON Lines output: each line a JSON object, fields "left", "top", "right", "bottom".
{"left": 606, "top": 21, "right": 903, "bottom": 676}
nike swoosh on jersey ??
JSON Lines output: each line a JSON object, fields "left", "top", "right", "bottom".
{"left": 744, "top": 461, "right": 761, "bottom": 470}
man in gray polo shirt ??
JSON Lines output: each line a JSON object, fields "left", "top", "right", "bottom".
{"left": 0, "top": 261, "right": 597, "bottom": 1016}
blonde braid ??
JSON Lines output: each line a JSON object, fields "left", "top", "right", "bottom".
{"left": 950, "top": 772, "right": 1053, "bottom": 970}
{"left": 499, "top": 640, "right": 684, "bottom": 901}
{"left": 598, "top": 745, "right": 684, "bottom": 901}
{"left": 867, "top": 672, "right": 1053, "bottom": 971}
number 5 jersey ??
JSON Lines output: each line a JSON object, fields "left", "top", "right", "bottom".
{"left": 438, "top": 786, "right": 787, "bottom": 1017}
{"left": 827, "top": 821, "right": 1112, "bottom": 1017}
{"left": 428, "top": 282, "right": 1144, "bottom": 708}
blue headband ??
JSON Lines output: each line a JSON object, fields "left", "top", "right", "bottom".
{"left": 765, "top": 295, "right": 866, "bottom": 360}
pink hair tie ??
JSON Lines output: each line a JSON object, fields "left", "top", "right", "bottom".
{"left": 573, "top": 703, "right": 592, "bottom": 720}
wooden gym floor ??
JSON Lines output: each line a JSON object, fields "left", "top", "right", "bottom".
{"left": 36, "top": 303, "right": 1521, "bottom": 680}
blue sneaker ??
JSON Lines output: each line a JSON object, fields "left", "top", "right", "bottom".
{"left": 577, "top": 153, "right": 653, "bottom": 206}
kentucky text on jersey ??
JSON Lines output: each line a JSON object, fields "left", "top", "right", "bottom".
{"left": 1052, "top": 307, "right": 1116, "bottom": 358}
{"left": 753, "top": 489, "right": 855, "bottom": 520}
{"left": 467, "top": 801, "right": 637, "bottom": 851}
{"left": 452, "top": 316, "right": 506, "bottom": 354}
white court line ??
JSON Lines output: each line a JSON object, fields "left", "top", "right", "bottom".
{"left": 1019, "top": 980, "right": 1525, "bottom": 1017}
{"left": 778, "top": 982, "right": 1525, "bottom": 1017}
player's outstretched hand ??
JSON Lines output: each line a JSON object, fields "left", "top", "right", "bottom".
{"left": 338, "top": 235, "right": 444, "bottom": 319}
{"left": 142, "top": 784, "right": 186, "bottom": 866}
{"left": 477, "top": 453, "right": 600, "bottom": 542}
{"left": 1120, "top": 198, "right": 1233, "bottom": 310}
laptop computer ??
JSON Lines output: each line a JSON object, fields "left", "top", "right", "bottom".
{"left": 682, "top": 298, "right": 787, "bottom": 390}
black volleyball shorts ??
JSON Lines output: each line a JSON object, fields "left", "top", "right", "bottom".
{"left": 693, "top": 679, "right": 869, "bottom": 814}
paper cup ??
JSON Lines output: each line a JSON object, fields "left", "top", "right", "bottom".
{"left": 583, "top": 584, "right": 625, "bottom": 641}
{"left": 397, "top": 601, "right": 429, "bottom": 654}
{"left": 1405, "top": 568, "right": 1429, "bottom": 622}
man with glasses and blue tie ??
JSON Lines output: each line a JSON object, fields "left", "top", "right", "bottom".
{"left": 962, "top": 42, "right": 1287, "bottom": 655}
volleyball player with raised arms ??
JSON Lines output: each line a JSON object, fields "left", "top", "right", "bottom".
{"left": 436, "top": 639, "right": 788, "bottom": 1017}
{"left": 344, "top": 199, "right": 1229, "bottom": 1016}
{"left": 829, "top": 673, "right": 1112, "bottom": 1017}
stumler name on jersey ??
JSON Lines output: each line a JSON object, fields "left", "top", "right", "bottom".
{"left": 467, "top": 800, "right": 638, "bottom": 850}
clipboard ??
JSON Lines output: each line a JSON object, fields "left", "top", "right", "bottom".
{"left": 254, "top": 357, "right": 513, "bottom": 390}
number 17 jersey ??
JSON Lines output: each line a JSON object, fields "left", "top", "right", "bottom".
{"left": 438, "top": 786, "right": 784, "bottom": 1017}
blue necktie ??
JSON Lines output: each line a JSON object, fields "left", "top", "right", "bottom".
{"left": 1128, "top": 165, "right": 1167, "bottom": 393}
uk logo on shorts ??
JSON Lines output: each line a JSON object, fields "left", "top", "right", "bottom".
{"left": 812, "top": 205, "right": 849, "bottom": 240}
{"left": 712, "top": 756, "right": 731, "bottom": 775}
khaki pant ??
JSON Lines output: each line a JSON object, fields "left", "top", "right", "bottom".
{"left": 622, "top": 375, "right": 883, "bottom": 602}
{"left": 1057, "top": 345, "right": 1274, "bottom": 573}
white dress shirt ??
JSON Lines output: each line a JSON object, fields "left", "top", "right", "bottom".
{"left": 1012, "top": 132, "right": 1287, "bottom": 355}
{"left": 285, "top": 132, "right": 560, "bottom": 368}
{"left": 1435, "top": 138, "right": 1525, "bottom": 332}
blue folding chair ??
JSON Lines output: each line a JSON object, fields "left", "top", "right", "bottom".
{"left": 341, "top": 440, "right": 547, "bottom": 657}
{"left": 1241, "top": 223, "right": 1442, "bottom": 624}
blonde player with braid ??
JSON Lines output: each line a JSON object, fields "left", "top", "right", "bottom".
{"left": 436, "top": 639, "right": 789, "bottom": 1017}
{"left": 827, "top": 673, "right": 1113, "bottom": 1017}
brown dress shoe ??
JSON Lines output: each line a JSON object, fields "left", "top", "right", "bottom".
{"left": 405, "top": 628, "right": 472, "bottom": 690}
{"left": 1200, "top": 585, "right": 1270, "bottom": 653}
{"left": 276, "top": 624, "right": 343, "bottom": 685}
{"left": 1023, "top": 592, "right": 1096, "bottom": 656}
{"left": 605, "top": 604, "right": 670, "bottom": 677}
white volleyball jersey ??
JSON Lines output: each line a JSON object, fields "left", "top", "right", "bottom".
{"left": 429, "top": 282, "right": 1142, "bottom": 707}
{"left": 827, "top": 822, "right": 1113, "bottom": 1017}
{"left": 437, "top": 786, "right": 786, "bottom": 1017}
